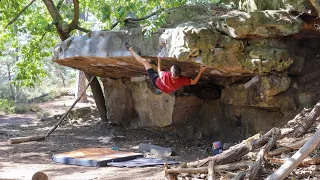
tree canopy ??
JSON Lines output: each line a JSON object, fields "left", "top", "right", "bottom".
{"left": 0, "top": 0, "right": 220, "bottom": 87}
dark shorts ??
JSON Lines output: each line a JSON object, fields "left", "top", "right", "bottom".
{"left": 146, "top": 68, "right": 159, "bottom": 87}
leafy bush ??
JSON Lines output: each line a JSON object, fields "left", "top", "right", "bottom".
{"left": 0, "top": 100, "right": 42, "bottom": 114}
{"left": 14, "top": 103, "right": 42, "bottom": 114}
{"left": 0, "top": 99, "right": 15, "bottom": 114}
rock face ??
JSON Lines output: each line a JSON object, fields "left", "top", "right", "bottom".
{"left": 220, "top": 0, "right": 315, "bottom": 15}
{"left": 54, "top": 8, "right": 301, "bottom": 78}
{"left": 101, "top": 77, "right": 204, "bottom": 128}
{"left": 53, "top": 4, "right": 320, "bottom": 142}
{"left": 101, "top": 78, "right": 138, "bottom": 126}
{"left": 215, "top": 11, "right": 303, "bottom": 38}
{"left": 221, "top": 74, "right": 295, "bottom": 112}
{"left": 199, "top": 100, "right": 284, "bottom": 141}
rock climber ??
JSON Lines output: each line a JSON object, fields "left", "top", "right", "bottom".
{"left": 125, "top": 42, "right": 207, "bottom": 94}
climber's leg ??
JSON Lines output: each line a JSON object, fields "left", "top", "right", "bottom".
{"left": 125, "top": 42, "right": 152, "bottom": 70}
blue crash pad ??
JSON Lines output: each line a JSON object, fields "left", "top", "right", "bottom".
{"left": 52, "top": 148, "right": 143, "bottom": 167}
{"left": 107, "top": 158, "right": 179, "bottom": 167}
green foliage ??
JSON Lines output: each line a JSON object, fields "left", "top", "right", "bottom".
{"left": 0, "top": 99, "right": 15, "bottom": 114}
{"left": 13, "top": 34, "right": 55, "bottom": 87}
{"left": 83, "top": 0, "right": 190, "bottom": 30}
{"left": 0, "top": 0, "right": 60, "bottom": 88}
{"left": 0, "top": 0, "right": 222, "bottom": 90}
{"left": 0, "top": 99, "right": 42, "bottom": 114}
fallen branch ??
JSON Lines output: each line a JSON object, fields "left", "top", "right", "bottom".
{"left": 294, "top": 102, "right": 320, "bottom": 137}
{"left": 187, "top": 145, "right": 250, "bottom": 168}
{"left": 164, "top": 163, "right": 177, "bottom": 180}
{"left": 8, "top": 135, "right": 45, "bottom": 144}
{"left": 208, "top": 161, "right": 215, "bottom": 180}
{"left": 165, "top": 167, "right": 208, "bottom": 174}
{"left": 187, "top": 128, "right": 276, "bottom": 168}
{"left": 231, "top": 171, "right": 246, "bottom": 180}
{"left": 266, "top": 127, "right": 320, "bottom": 180}
{"left": 246, "top": 148, "right": 265, "bottom": 179}
{"left": 268, "top": 136, "right": 310, "bottom": 156}
{"left": 245, "top": 128, "right": 280, "bottom": 179}
{"left": 166, "top": 161, "right": 252, "bottom": 175}
{"left": 221, "top": 171, "right": 238, "bottom": 178}
{"left": 267, "top": 157, "right": 320, "bottom": 167}
{"left": 214, "top": 161, "right": 251, "bottom": 171}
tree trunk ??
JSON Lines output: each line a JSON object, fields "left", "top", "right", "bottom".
{"left": 74, "top": 10, "right": 88, "bottom": 103}
{"left": 58, "top": 69, "right": 66, "bottom": 87}
{"left": 75, "top": 70, "right": 87, "bottom": 103}
{"left": 7, "top": 63, "right": 15, "bottom": 100}
{"left": 85, "top": 73, "right": 107, "bottom": 121}
{"left": 42, "top": 0, "right": 106, "bottom": 122}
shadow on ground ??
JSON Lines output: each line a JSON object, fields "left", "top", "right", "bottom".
{"left": 0, "top": 109, "right": 211, "bottom": 180}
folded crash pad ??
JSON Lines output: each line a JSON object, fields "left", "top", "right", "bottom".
{"left": 52, "top": 148, "right": 143, "bottom": 167}
{"left": 107, "top": 158, "right": 179, "bottom": 167}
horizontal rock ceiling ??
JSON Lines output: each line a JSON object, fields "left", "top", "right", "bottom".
{"left": 53, "top": 4, "right": 315, "bottom": 87}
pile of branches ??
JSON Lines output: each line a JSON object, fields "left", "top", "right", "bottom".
{"left": 165, "top": 102, "right": 320, "bottom": 180}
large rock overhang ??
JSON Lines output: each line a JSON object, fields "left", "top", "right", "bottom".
{"left": 51, "top": 5, "right": 320, "bottom": 141}
{"left": 53, "top": 30, "right": 250, "bottom": 82}
{"left": 53, "top": 9, "right": 304, "bottom": 84}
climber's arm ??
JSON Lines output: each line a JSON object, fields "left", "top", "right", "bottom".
{"left": 190, "top": 66, "right": 206, "bottom": 85}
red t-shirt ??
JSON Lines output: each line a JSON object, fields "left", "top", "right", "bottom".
{"left": 155, "top": 71, "right": 191, "bottom": 93}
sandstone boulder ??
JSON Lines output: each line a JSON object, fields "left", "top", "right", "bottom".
{"left": 215, "top": 11, "right": 303, "bottom": 38}
{"left": 220, "top": 0, "right": 316, "bottom": 16}
{"left": 102, "top": 77, "right": 203, "bottom": 127}
{"left": 221, "top": 74, "right": 295, "bottom": 111}
{"left": 52, "top": 4, "right": 320, "bottom": 140}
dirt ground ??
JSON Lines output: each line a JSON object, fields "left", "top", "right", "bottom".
{"left": 0, "top": 96, "right": 211, "bottom": 180}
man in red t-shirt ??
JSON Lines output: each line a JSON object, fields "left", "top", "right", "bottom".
{"left": 125, "top": 42, "right": 206, "bottom": 94}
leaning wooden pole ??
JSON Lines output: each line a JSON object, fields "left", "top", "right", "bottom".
{"left": 266, "top": 127, "right": 320, "bottom": 180}
{"left": 45, "top": 76, "right": 94, "bottom": 137}
{"left": 8, "top": 76, "right": 95, "bottom": 144}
